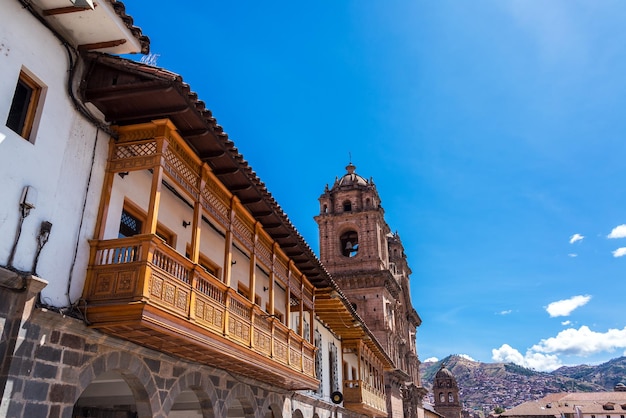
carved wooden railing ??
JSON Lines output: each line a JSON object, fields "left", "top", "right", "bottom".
{"left": 85, "top": 234, "right": 315, "bottom": 378}
{"left": 343, "top": 379, "right": 387, "bottom": 414}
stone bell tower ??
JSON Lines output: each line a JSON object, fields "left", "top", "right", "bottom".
{"left": 314, "top": 163, "right": 426, "bottom": 418}
{"left": 314, "top": 162, "right": 389, "bottom": 273}
{"left": 433, "top": 364, "right": 462, "bottom": 418}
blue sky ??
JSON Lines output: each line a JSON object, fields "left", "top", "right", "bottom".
{"left": 121, "top": 0, "right": 626, "bottom": 371}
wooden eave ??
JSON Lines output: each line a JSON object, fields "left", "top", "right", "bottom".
{"left": 81, "top": 53, "right": 330, "bottom": 288}
{"left": 315, "top": 288, "right": 394, "bottom": 370}
{"left": 80, "top": 54, "right": 396, "bottom": 372}
{"left": 22, "top": 0, "right": 149, "bottom": 54}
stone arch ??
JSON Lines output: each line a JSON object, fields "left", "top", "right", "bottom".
{"left": 73, "top": 351, "right": 160, "bottom": 418}
{"left": 162, "top": 370, "right": 218, "bottom": 418}
{"left": 339, "top": 228, "right": 359, "bottom": 257}
{"left": 222, "top": 382, "right": 256, "bottom": 417}
{"left": 260, "top": 392, "right": 286, "bottom": 418}
{"left": 292, "top": 409, "right": 304, "bottom": 418}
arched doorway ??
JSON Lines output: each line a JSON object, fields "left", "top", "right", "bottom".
{"left": 169, "top": 388, "right": 203, "bottom": 417}
{"left": 226, "top": 398, "right": 251, "bottom": 418}
{"left": 73, "top": 370, "right": 150, "bottom": 417}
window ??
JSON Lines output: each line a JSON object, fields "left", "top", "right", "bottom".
{"left": 340, "top": 230, "right": 359, "bottom": 257}
{"left": 119, "top": 209, "right": 142, "bottom": 238}
{"left": 329, "top": 342, "right": 339, "bottom": 393}
{"left": 343, "top": 200, "right": 352, "bottom": 212}
{"left": 186, "top": 246, "right": 221, "bottom": 280}
{"left": 314, "top": 330, "right": 322, "bottom": 394}
{"left": 6, "top": 70, "right": 42, "bottom": 141}
{"left": 119, "top": 201, "right": 176, "bottom": 246}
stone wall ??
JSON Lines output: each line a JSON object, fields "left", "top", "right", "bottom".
{"left": 0, "top": 307, "right": 361, "bottom": 418}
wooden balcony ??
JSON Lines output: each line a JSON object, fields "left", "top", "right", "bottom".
{"left": 343, "top": 379, "right": 388, "bottom": 417}
{"left": 82, "top": 234, "right": 318, "bottom": 390}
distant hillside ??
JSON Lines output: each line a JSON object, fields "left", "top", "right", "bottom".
{"left": 552, "top": 357, "right": 626, "bottom": 389}
{"left": 420, "top": 355, "right": 624, "bottom": 413}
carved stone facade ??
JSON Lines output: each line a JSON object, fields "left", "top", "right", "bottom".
{"left": 314, "top": 163, "right": 426, "bottom": 418}
{"left": 433, "top": 365, "right": 462, "bottom": 418}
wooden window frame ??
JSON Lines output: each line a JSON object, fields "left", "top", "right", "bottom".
{"left": 121, "top": 200, "right": 176, "bottom": 247}
{"left": 6, "top": 70, "right": 42, "bottom": 142}
{"left": 186, "top": 245, "right": 222, "bottom": 280}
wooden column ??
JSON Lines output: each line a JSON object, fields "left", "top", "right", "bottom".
{"left": 248, "top": 223, "right": 259, "bottom": 348}
{"left": 144, "top": 136, "right": 167, "bottom": 235}
{"left": 248, "top": 223, "right": 259, "bottom": 302}
{"left": 94, "top": 140, "right": 116, "bottom": 240}
{"left": 223, "top": 198, "right": 236, "bottom": 288}
{"left": 190, "top": 165, "right": 208, "bottom": 264}
{"left": 299, "top": 281, "right": 304, "bottom": 337}
{"left": 222, "top": 198, "right": 236, "bottom": 337}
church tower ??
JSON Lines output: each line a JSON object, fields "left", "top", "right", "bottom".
{"left": 433, "top": 364, "right": 462, "bottom": 418}
{"left": 314, "top": 163, "right": 426, "bottom": 418}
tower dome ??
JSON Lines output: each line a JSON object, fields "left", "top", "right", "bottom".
{"left": 334, "top": 163, "right": 369, "bottom": 188}
{"left": 435, "top": 364, "right": 456, "bottom": 381}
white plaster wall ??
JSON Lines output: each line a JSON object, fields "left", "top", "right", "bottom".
{"left": 317, "top": 320, "right": 344, "bottom": 400}
{"left": 105, "top": 170, "right": 231, "bottom": 268}
{"left": 0, "top": 2, "right": 109, "bottom": 307}
{"left": 293, "top": 320, "right": 345, "bottom": 416}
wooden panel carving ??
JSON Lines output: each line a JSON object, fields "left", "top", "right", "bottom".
{"left": 116, "top": 127, "right": 159, "bottom": 142}
{"left": 94, "top": 272, "right": 114, "bottom": 295}
{"left": 164, "top": 147, "right": 199, "bottom": 200}
{"left": 201, "top": 179, "right": 230, "bottom": 227}
{"left": 274, "top": 341, "right": 288, "bottom": 363}
{"left": 290, "top": 349, "right": 302, "bottom": 368}
{"left": 232, "top": 214, "right": 253, "bottom": 250}
{"left": 229, "top": 316, "right": 250, "bottom": 344}
{"left": 91, "top": 269, "right": 138, "bottom": 299}
{"left": 115, "top": 270, "right": 136, "bottom": 293}
{"left": 256, "top": 235, "right": 272, "bottom": 268}
{"left": 254, "top": 329, "right": 271, "bottom": 355}
{"left": 151, "top": 275, "right": 164, "bottom": 298}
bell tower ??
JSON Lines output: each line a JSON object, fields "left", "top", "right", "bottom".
{"left": 314, "top": 163, "right": 427, "bottom": 418}
{"left": 434, "top": 364, "right": 462, "bottom": 418}
{"left": 314, "top": 162, "right": 389, "bottom": 273}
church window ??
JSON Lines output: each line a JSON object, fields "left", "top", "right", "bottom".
{"left": 365, "top": 198, "right": 371, "bottom": 208}
{"left": 340, "top": 230, "right": 358, "bottom": 257}
{"left": 343, "top": 200, "right": 352, "bottom": 212}
{"left": 449, "top": 393, "right": 454, "bottom": 403}
{"left": 439, "top": 393, "right": 445, "bottom": 402}
{"left": 323, "top": 204, "right": 328, "bottom": 213}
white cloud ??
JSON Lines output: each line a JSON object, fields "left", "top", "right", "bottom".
{"left": 423, "top": 357, "right": 438, "bottom": 363}
{"left": 491, "top": 344, "right": 562, "bottom": 372}
{"left": 492, "top": 326, "right": 626, "bottom": 372}
{"left": 568, "top": 253, "right": 578, "bottom": 258}
{"left": 613, "top": 248, "right": 626, "bottom": 258}
{"left": 608, "top": 224, "right": 626, "bottom": 239}
{"left": 545, "top": 295, "right": 591, "bottom": 317}
{"left": 458, "top": 354, "right": 476, "bottom": 361}
{"left": 492, "top": 344, "right": 525, "bottom": 364}
{"left": 561, "top": 320, "right": 571, "bottom": 326}
{"left": 497, "top": 310, "right": 512, "bottom": 315}
{"left": 569, "top": 233, "right": 584, "bottom": 244}
{"left": 531, "top": 326, "right": 626, "bottom": 357}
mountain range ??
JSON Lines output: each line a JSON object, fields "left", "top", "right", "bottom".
{"left": 420, "top": 355, "right": 626, "bottom": 412}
